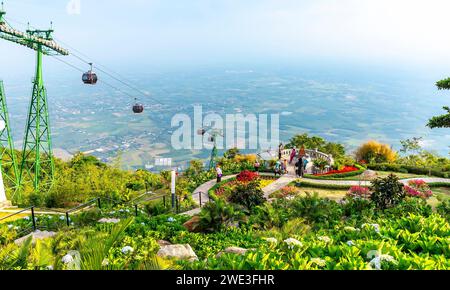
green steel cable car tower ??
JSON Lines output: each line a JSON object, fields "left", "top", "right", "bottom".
{"left": 0, "top": 4, "right": 69, "bottom": 192}
{"left": 0, "top": 80, "right": 19, "bottom": 192}
{"left": 198, "top": 127, "right": 223, "bottom": 170}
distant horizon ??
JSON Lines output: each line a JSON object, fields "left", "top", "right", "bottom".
{"left": 1, "top": 0, "right": 449, "bottom": 167}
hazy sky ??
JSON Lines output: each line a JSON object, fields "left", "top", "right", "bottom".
{"left": 1, "top": 0, "right": 450, "bottom": 74}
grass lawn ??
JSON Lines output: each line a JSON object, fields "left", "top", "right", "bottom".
{"left": 295, "top": 187, "right": 347, "bottom": 201}
{"left": 433, "top": 187, "right": 450, "bottom": 200}
{"left": 0, "top": 212, "right": 28, "bottom": 223}
{"left": 334, "top": 171, "right": 427, "bottom": 181}
{"left": 428, "top": 187, "right": 450, "bottom": 209}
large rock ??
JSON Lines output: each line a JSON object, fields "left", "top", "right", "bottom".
{"left": 98, "top": 218, "right": 121, "bottom": 224}
{"left": 216, "top": 247, "right": 249, "bottom": 258}
{"left": 157, "top": 244, "right": 198, "bottom": 262}
{"left": 14, "top": 230, "right": 56, "bottom": 245}
{"left": 183, "top": 216, "right": 202, "bottom": 233}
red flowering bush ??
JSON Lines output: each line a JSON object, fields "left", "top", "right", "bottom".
{"left": 237, "top": 170, "right": 259, "bottom": 183}
{"left": 404, "top": 180, "right": 433, "bottom": 199}
{"left": 316, "top": 166, "right": 359, "bottom": 176}
{"left": 347, "top": 186, "right": 371, "bottom": 200}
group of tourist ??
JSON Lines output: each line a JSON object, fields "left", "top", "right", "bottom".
{"left": 214, "top": 144, "right": 310, "bottom": 184}
{"left": 276, "top": 144, "right": 309, "bottom": 177}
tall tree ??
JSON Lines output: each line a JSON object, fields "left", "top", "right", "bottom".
{"left": 428, "top": 78, "right": 450, "bottom": 129}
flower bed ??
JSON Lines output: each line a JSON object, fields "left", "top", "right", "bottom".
{"left": 315, "top": 166, "right": 360, "bottom": 176}
{"left": 404, "top": 180, "right": 433, "bottom": 199}
{"left": 213, "top": 171, "right": 276, "bottom": 200}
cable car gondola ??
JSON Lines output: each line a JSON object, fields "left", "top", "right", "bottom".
{"left": 82, "top": 63, "right": 98, "bottom": 85}
{"left": 132, "top": 98, "right": 144, "bottom": 114}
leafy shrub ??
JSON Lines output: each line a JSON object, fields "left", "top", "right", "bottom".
{"left": 437, "top": 200, "right": 450, "bottom": 221}
{"left": 356, "top": 141, "right": 397, "bottom": 164}
{"left": 385, "top": 198, "right": 432, "bottom": 217}
{"left": 367, "top": 163, "right": 449, "bottom": 178}
{"left": 229, "top": 180, "right": 266, "bottom": 210}
{"left": 249, "top": 202, "right": 290, "bottom": 229}
{"left": 198, "top": 199, "right": 246, "bottom": 233}
{"left": 144, "top": 200, "right": 171, "bottom": 216}
{"left": 288, "top": 193, "right": 343, "bottom": 227}
{"left": 0, "top": 226, "right": 16, "bottom": 246}
{"left": 370, "top": 174, "right": 406, "bottom": 210}
{"left": 313, "top": 158, "right": 329, "bottom": 172}
{"left": 342, "top": 197, "right": 375, "bottom": 221}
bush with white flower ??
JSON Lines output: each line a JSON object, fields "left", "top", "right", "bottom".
{"left": 121, "top": 246, "right": 134, "bottom": 254}
{"left": 310, "top": 258, "right": 327, "bottom": 268}
{"left": 284, "top": 238, "right": 303, "bottom": 249}
{"left": 318, "top": 236, "right": 332, "bottom": 243}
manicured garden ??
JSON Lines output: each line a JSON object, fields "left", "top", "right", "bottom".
{"left": 2, "top": 134, "right": 450, "bottom": 270}
{"left": 2, "top": 172, "right": 450, "bottom": 270}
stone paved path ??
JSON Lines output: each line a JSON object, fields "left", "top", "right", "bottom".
{"left": 263, "top": 176, "right": 297, "bottom": 199}
{"left": 183, "top": 175, "right": 237, "bottom": 216}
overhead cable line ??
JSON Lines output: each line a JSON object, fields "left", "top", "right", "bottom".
{"left": 5, "top": 16, "right": 164, "bottom": 106}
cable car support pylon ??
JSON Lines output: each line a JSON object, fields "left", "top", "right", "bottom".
{"left": 0, "top": 4, "right": 69, "bottom": 193}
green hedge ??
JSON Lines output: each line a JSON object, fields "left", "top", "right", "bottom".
{"left": 294, "top": 181, "right": 352, "bottom": 190}
{"left": 367, "top": 164, "right": 450, "bottom": 178}
{"left": 428, "top": 182, "right": 450, "bottom": 188}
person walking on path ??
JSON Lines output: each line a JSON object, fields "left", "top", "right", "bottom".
{"left": 216, "top": 165, "right": 223, "bottom": 183}
{"left": 289, "top": 148, "right": 297, "bottom": 164}
{"left": 283, "top": 159, "right": 289, "bottom": 175}
{"left": 302, "top": 157, "right": 309, "bottom": 177}
{"left": 278, "top": 143, "right": 284, "bottom": 160}
{"left": 274, "top": 160, "right": 282, "bottom": 176}
{"left": 296, "top": 156, "right": 304, "bottom": 177}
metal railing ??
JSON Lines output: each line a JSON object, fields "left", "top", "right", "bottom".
{"left": 1, "top": 190, "right": 208, "bottom": 239}
{"left": 0, "top": 206, "right": 41, "bottom": 237}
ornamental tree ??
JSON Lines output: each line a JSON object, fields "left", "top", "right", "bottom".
{"left": 428, "top": 78, "right": 450, "bottom": 129}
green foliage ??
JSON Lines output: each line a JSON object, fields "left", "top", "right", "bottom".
{"left": 368, "top": 163, "right": 450, "bottom": 178}
{"left": 288, "top": 193, "right": 343, "bottom": 228}
{"left": 186, "top": 213, "right": 450, "bottom": 270}
{"left": 223, "top": 148, "right": 240, "bottom": 159}
{"left": 313, "top": 158, "right": 329, "bottom": 172}
{"left": 437, "top": 200, "right": 450, "bottom": 222}
{"left": 428, "top": 78, "right": 450, "bottom": 129}
{"left": 400, "top": 137, "right": 423, "bottom": 156}
{"left": 437, "top": 78, "right": 450, "bottom": 90}
{"left": 229, "top": 180, "right": 266, "bottom": 210}
{"left": 428, "top": 107, "right": 450, "bottom": 129}
{"left": 287, "top": 133, "right": 345, "bottom": 159}
{"left": 198, "top": 199, "right": 246, "bottom": 233}
{"left": 370, "top": 174, "right": 406, "bottom": 210}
